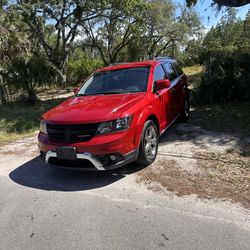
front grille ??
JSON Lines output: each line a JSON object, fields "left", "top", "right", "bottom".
{"left": 47, "top": 123, "right": 99, "bottom": 143}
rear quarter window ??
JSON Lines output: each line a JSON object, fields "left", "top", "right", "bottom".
{"left": 163, "top": 63, "right": 177, "bottom": 81}
{"left": 173, "top": 62, "right": 183, "bottom": 76}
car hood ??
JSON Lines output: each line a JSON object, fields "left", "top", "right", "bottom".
{"left": 42, "top": 93, "right": 145, "bottom": 124}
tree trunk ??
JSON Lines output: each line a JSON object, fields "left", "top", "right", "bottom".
{"left": 171, "top": 40, "right": 175, "bottom": 58}
{"left": 57, "top": 69, "right": 67, "bottom": 88}
{"left": 0, "top": 75, "right": 10, "bottom": 105}
{"left": 27, "top": 88, "right": 38, "bottom": 104}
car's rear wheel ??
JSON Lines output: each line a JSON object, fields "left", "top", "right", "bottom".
{"left": 179, "top": 96, "right": 190, "bottom": 122}
{"left": 136, "top": 120, "right": 158, "bottom": 166}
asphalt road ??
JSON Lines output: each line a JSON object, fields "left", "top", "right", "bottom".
{"left": 0, "top": 135, "right": 250, "bottom": 250}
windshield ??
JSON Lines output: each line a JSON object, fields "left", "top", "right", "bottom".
{"left": 76, "top": 66, "right": 149, "bottom": 96}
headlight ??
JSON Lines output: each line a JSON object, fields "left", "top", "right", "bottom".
{"left": 97, "top": 115, "right": 133, "bottom": 135}
{"left": 40, "top": 120, "right": 48, "bottom": 134}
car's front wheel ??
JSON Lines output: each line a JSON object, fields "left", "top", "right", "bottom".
{"left": 136, "top": 120, "right": 158, "bottom": 166}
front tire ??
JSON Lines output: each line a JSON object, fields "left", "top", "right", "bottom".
{"left": 136, "top": 120, "right": 158, "bottom": 166}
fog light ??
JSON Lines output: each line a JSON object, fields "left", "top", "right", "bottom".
{"left": 109, "top": 155, "right": 117, "bottom": 161}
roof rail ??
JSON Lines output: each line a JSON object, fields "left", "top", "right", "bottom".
{"left": 155, "top": 56, "right": 173, "bottom": 60}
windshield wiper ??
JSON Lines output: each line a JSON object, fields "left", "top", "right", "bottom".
{"left": 78, "top": 91, "right": 123, "bottom": 96}
{"left": 76, "top": 91, "right": 142, "bottom": 96}
{"left": 94, "top": 91, "right": 124, "bottom": 95}
{"left": 76, "top": 93, "right": 105, "bottom": 96}
{"left": 75, "top": 94, "right": 89, "bottom": 96}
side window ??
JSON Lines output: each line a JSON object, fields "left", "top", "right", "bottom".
{"left": 173, "top": 62, "right": 183, "bottom": 76}
{"left": 154, "top": 65, "right": 166, "bottom": 82}
{"left": 163, "top": 63, "right": 177, "bottom": 81}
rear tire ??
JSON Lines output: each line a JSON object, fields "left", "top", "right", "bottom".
{"left": 136, "top": 120, "right": 158, "bottom": 166}
{"left": 179, "top": 96, "right": 190, "bottom": 122}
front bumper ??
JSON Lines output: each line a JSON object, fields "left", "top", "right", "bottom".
{"left": 44, "top": 149, "right": 138, "bottom": 171}
{"left": 39, "top": 125, "right": 141, "bottom": 171}
{"left": 38, "top": 127, "right": 140, "bottom": 155}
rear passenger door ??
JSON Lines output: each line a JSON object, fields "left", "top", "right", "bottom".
{"left": 162, "top": 62, "right": 180, "bottom": 119}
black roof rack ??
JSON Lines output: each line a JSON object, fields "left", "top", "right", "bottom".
{"left": 108, "top": 57, "right": 174, "bottom": 66}
{"left": 154, "top": 56, "right": 173, "bottom": 61}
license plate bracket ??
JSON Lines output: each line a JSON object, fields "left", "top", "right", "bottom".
{"left": 56, "top": 147, "right": 77, "bottom": 160}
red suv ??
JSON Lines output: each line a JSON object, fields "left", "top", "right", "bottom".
{"left": 38, "top": 57, "right": 189, "bottom": 170}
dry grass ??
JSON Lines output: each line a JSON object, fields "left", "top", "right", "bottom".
{"left": 137, "top": 153, "right": 250, "bottom": 209}
{"left": 183, "top": 65, "right": 203, "bottom": 76}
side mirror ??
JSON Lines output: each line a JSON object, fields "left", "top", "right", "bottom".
{"left": 73, "top": 87, "right": 79, "bottom": 95}
{"left": 155, "top": 79, "right": 171, "bottom": 91}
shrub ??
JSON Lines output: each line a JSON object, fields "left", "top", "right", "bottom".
{"left": 66, "top": 54, "right": 103, "bottom": 85}
{"left": 194, "top": 51, "right": 250, "bottom": 103}
{"left": 6, "top": 53, "right": 56, "bottom": 103}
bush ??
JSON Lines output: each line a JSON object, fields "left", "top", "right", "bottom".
{"left": 6, "top": 53, "right": 56, "bottom": 103}
{"left": 194, "top": 51, "right": 250, "bottom": 103}
{"left": 192, "top": 9, "right": 250, "bottom": 104}
{"left": 66, "top": 54, "right": 103, "bottom": 85}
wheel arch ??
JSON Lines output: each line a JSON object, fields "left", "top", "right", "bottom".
{"left": 133, "top": 105, "right": 161, "bottom": 148}
{"left": 146, "top": 114, "right": 160, "bottom": 135}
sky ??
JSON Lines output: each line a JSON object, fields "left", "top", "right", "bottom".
{"left": 175, "top": 0, "right": 250, "bottom": 28}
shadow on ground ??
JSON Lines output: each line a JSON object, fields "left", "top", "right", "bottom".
{"left": 9, "top": 156, "right": 146, "bottom": 192}
{"left": 159, "top": 108, "right": 250, "bottom": 157}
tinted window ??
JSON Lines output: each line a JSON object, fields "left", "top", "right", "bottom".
{"left": 154, "top": 65, "right": 166, "bottom": 82}
{"left": 173, "top": 62, "right": 183, "bottom": 76}
{"left": 163, "top": 63, "right": 177, "bottom": 81}
{"left": 77, "top": 67, "right": 149, "bottom": 95}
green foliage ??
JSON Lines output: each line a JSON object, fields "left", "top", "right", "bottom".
{"left": 84, "top": 0, "right": 147, "bottom": 65}
{"left": 194, "top": 8, "right": 250, "bottom": 103}
{"left": 2, "top": 0, "right": 248, "bottom": 106}
{"left": 11, "top": 0, "right": 106, "bottom": 86}
{"left": 66, "top": 50, "right": 103, "bottom": 84}
{"left": 139, "top": 1, "right": 202, "bottom": 59}
{"left": 7, "top": 53, "right": 56, "bottom": 102}
{"left": 178, "top": 38, "right": 203, "bottom": 66}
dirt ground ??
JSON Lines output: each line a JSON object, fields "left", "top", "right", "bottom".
{"left": 137, "top": 114, "right": 250, "bottom": 209}
{"left": 37, "top": 88, "right": 73, "bottom": 101}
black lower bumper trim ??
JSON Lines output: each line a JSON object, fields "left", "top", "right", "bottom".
{"left": 45, "top": 149, "right": 138, "bottom": 171}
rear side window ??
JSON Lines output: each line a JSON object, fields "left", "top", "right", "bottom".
{"left": 173, "top": 63, "right": 183, "bottom": 76}
{"left": 154, "top": 65, "right": 166, "bottom": 82}
{"left": 163, "top": 63, "right": 177, "bottom": 81}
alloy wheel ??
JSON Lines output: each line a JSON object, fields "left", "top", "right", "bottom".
{"left": 144, "top": 125, "right": 157, "bottom": 161}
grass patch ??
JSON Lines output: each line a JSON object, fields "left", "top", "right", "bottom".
{"left": 0, "top": 98, "right": 66, "bottom": 144}
{"left": 183, "top": 65, "right": 204, "bottom": 97}
{"left": 183, "top": 65, "right": 203, "bottom": 76}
